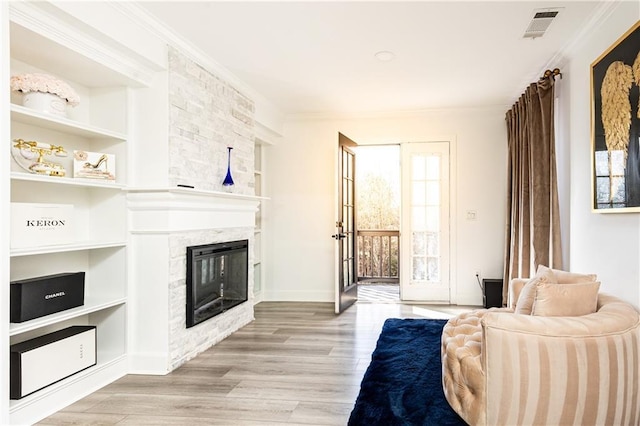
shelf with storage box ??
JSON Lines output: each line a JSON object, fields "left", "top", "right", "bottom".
{"left": 3, "top": 9, "right": 152, "bottom": 424}
{"left": 8, "top": 303, "right": 127, "bottom": 416}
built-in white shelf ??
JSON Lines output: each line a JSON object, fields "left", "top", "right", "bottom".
{"left": 5, "top": 5, "right": 155, "bottom": 424}
{"left": 10, "top": 241, "right": 126, "bottom": 258}
{"left": 10, "top": 172, "right": 125, "bottom": 189}
{"left": 10, "top": 104, "right": 127, "bottom": 141}
{"left": 9, "top": 297, "right": 127, "bottom": 336}
{"left": 9, "top": 354, "right": 127, "bottom": 412}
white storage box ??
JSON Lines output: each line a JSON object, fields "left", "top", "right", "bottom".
{"left": 10, "top": 203, "right": 75, "bottom": 248}
{"left": 10, "top": 326, "right": 96, "bottom": 399}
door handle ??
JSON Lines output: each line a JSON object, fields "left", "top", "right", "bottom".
{"left": 331, "top": 233, "right": 346, "bottom": 240}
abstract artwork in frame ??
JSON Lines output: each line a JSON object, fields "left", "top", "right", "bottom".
{"left": 591, "top": 20, "right": 640, "bottom": 212}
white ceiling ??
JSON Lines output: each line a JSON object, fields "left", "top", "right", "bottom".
{"left": 137, "top": 1, "right": 605, "bottom": 116}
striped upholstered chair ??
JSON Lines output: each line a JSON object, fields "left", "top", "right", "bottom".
{"left": 441, "top": 269, "right": 640, "bottom": 426}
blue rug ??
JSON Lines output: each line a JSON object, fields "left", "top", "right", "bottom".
{"left": 348, "top": 318, "right": 467, "bottom": 426}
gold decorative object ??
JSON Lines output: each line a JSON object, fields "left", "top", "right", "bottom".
{"left": 12, "top": 138, "right": 67, "bottom": 177}
{"left": 633, "top": 51, "right": 640, "bottom": 118}
{"left": 600, "top": 61, "right": 633, "bottom": 160}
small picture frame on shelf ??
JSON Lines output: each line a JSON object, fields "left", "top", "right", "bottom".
{"left": 73, "top": 150, "right": 115, "bottom": 181}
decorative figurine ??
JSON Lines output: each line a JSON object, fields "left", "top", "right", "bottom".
{"left": 223, "top": 146, "right": 234, "bottom": 187}
{"left": 12, "top": 138, "right": 67, "bottom": 177}
{"left": 73, "top": 150, "right": 115, "bottom": 181}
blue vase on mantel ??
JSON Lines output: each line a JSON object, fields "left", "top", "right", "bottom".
{"left": 223, "top": 146, "right": 234, "bottom": 187}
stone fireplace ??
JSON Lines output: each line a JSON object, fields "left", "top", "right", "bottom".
{"left": 127, "top": 189, "right": 259, "bottom": 374}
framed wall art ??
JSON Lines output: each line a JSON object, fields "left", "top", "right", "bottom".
{"left": 591, "top": 20, "right": 640, "bottom": 212}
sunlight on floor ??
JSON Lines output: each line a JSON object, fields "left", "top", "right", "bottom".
{"left": 411, "top": 306, "right": 455, "bottom": 319}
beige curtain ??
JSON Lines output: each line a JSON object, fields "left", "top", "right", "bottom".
{"left": 503, "top": 76, "right": 562, "bottom": 305}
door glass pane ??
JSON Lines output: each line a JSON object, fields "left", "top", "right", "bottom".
{"left": 412, "top": 181, "right": 426, "bottom": 204}
{"left": 343, "top": 205, "right": 348, "bottom": 227}
{"left": 425, "top": 181, "right": 440, "bottom": 205}
{"left": 343, "top": 260, "right": 349, "bottom": 288}
{"left": 343, "top": 179, "right": 348, "bottom": 203}
{"left": 412, "top": 207, "right": 426, "bottom": 229}
{"left": 412, "top": 232, "right": 425, "bottom": 255}
{"left": 426, "top": 232, "right": 439, "bottom": 256}
{"left": 425, "top": 155, "right": 440, "bottom": 180}
{"left": 343, "top": 151, "right": 348, "bottom": 177}
{"left": 425, "top": 206, "right": 439, "bottom": 231}
{"left": 342, "top": 238, "right": 347, "bottom": 259}
{"left": 412, "top": 156, "right": 425, "bottom": 179}
{"left": 426, "top": 257, "right": 439, "bottom": 281}
{"left": 412, "top": 256, "right": 426, "bottom": 281}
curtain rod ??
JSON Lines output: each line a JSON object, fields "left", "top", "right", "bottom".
{"left": 540, "top": 68, "right": 562, "bottom": 81}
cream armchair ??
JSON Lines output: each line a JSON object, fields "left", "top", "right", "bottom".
{"left": 441, "top": 277, "right": 640, "bottom": 426}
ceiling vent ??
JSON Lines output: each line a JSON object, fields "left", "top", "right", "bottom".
{"left": 523, "top": 9, "right": 561, "bottom": 39}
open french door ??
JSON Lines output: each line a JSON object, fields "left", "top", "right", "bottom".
{"left": 400, "top": 142, "right": 450, "bottom": 302}
{"left": 334, "top": 133, "right": 358, "bottom": 314}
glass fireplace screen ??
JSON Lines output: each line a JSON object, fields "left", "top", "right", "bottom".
{"left": 186, "top": 239, "right": 248, "bottom": 328}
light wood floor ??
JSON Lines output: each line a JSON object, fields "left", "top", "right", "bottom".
{"left": 38, "top": 301, "right": 474, "bottom": 425}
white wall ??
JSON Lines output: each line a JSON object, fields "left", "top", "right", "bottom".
{"left": 265, "top": 108, "right": 507, "bottom": 305}
{"left": 565, "top": 1, "right": 640, "bottom": 307}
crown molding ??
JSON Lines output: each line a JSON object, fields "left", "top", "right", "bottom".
{"left": 285, "top": 103, "right": 510, "bottom": 122}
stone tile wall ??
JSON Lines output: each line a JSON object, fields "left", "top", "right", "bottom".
{"left": 168, "top": 47, "right": 255, "bottom": 195}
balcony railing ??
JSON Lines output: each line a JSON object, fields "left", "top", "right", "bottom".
{"left": 357, "top": 230, "right": 399, "bottom": 283}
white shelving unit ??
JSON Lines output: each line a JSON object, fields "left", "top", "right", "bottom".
{"left": 253, "top": 142, "right": 263, "bottom": 302}
{"left": 3, "top": 4, "right": 156, "bottom": 424}
{"left": 253, "top": 128, "right": 277, "bottom": 304}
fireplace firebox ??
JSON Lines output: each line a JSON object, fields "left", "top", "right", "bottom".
{"left": 186, "top": 240, "right": 248, "bottom": 328}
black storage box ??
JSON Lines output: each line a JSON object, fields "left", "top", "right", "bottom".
{"left": 482, "top": 278, "right": 503, "bottom": 308}
{"left": 10, "top": 325, "right": 96, "bottom": 399}
{"left": 10, "top": 272, "right": 85, "bottom": 323}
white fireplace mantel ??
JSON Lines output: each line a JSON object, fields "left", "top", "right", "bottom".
{"left": 126, "top": 187, "right": 265, "bottom": 233}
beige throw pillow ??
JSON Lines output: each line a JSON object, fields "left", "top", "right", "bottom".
{"left": 551, "top": 268, "right": 597, "bottom": 284}
{"left": 515, "top": 265, "right": 557, "bottom": 315}
{"left": 531, "top": 281, "right": 600, "bottom": 317}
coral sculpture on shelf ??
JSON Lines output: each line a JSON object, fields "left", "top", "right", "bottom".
{"left": 10, "top": 73, "right": 80, "bottom": 106}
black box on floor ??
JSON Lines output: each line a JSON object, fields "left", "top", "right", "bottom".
{"left": 10, "top": 325, "right": 97, "bottom": 399}
{"left": 10, "top": 272, "right": 85, "bottom": 323}
{"left": 482, "top": 278, "right": 503, "bottom": 308}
